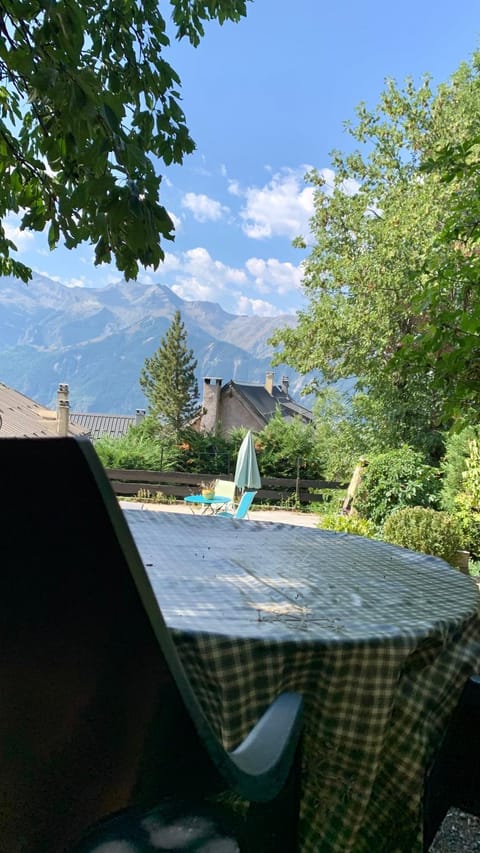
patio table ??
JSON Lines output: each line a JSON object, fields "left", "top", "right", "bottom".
{"left": 124, "top": 508, "right": 480, "bottom": 853}
{"left": 183, "top": 494, "right": 231, "bottom": 514}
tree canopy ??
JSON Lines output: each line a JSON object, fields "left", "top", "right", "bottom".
{"left": 271, "top": 53, "right": 480, "bottom": 447}
{"left": 139, "top": 310, "right": 199, "bottom": 437}
{"left": 0, "top": 0, "right": 249, "bottom": 281}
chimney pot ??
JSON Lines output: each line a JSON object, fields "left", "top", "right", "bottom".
{"left": 201, "top": 377, "right": 222, "bottom": 433}
{"left": 57, "top": 383, "right": 70, "bottom": 436}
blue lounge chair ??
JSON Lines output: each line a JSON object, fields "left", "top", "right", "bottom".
{"left": 217, "top": 490, "right": 256, "bottom": 519}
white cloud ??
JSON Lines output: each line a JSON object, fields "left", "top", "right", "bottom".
{"left": 227, "top": 179, "right": 242, "bottom": 197}
{"left": 65, "top": 276, "right": 88, "bottom": 288}
{"left": 160, "top": 251, "right": 182, "bottom": 273}
{"left": 181, "top": 192, "right": 229, "bottom": 223}
{"left": 237, "top": 167, "right": 314, "bottom": 240}
{"left": 154, "top": 244, "right": 303, "bottom": 311}
{"left": 245, "top": 257, "right": 302, "bottom": 294}
{"left": 4, "top": 218, "right": 35, "bottom": 251}
{"left": 183, "top": 247, "right": 246, "bottom": 284}
{"left": 172, "top": 279, "right": 218, "bottom": 302}
{"left": 36, "top": 270, "right": 88, "bottom": 288}
{"left": 235, "top": 295, "right": 282, "bottom": 317}
{"left": 38, "top": 270, "right": 63, "bottom": 282}
{"left": 167, "top": 247, "right": 246, "bottom": 303}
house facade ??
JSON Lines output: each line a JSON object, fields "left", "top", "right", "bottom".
{"left": 195, "top": 372, "right": 313, "bottom": 435}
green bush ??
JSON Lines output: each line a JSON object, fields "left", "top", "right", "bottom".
{"left": 317, "top": 513, "right": 376, "bottom": 538}
{"left": 354, "top": 446, "right": 442, "bottom": 526}
{"left": 382, "top": 506, "right": 463, "bottom": 565}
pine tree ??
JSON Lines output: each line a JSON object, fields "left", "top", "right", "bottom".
{"left": 140, "top": 311, "right": 199, "bottom": 437}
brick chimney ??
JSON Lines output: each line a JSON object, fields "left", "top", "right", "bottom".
{"left": 56, "top": 383, "right": 70, "bottom": 436}
{"left": 265, "top": 371, "right": 274, "bottom": 395}
{"left": 201, "top": 378, "right": 222, "bottom": 432}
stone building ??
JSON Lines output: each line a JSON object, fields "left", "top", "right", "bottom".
{"left": 195, "top": 372, "right": 313, "bottom": 436}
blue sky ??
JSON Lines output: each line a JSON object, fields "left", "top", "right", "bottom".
{"left": 7, "top": 0, "right": 480, "bottom": 317}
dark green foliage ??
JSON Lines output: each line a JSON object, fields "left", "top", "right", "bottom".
{"left": 95, "top": 423, "right": 236, "bottom": 474}
{"left": 255, "top": 409, "right": 324, "bottom": 478}
{"left": 168, "top": 428, "right": 236, "bottom": 474}
{"left": 0, "top": 0, "right": 249, "bottom": 280}
{"left": 382, "top": 506, "right": 463, "bottom": 565}
{"left": 94, "top": 433, "right": 171, "bottom": 470}
{"left": 354, "top": 447, "right": 442, "bottom": 526}
{"left": 139, "top": 311, "right": 199, "bottom": 438}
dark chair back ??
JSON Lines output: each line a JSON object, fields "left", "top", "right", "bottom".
{"left": 0, "top": 438, "right": 219, "bottom": 852}
{"left": 0, "top": 437, "right": 303, "bottom": 853}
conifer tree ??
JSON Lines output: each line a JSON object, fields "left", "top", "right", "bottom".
{"left": 140, "top": 311, "right": 198, "bottom": 437}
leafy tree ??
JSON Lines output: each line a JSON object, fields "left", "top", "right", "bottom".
{"left": 409, "top": 99, "right": 480, "bottom": 421}
{"left": 353, "top": 447, "right": 442, "bottom": 527}
{"left": 0, "top": 0, "right": 249, "bottom": 281}
{"left": 139, "top": 310, "right": 198, "bottom": 437}
{"left": 271, "top": 55, "right": 480, "bottom": 447}
{"left": 255, "top": 409, "right": 323, "bottom": 479}
{"left": 312, "top": 387, "right": 407, "bottom": 481}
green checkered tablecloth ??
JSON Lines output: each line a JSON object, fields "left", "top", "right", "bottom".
{"left": 124, "top": 509, "right": 480, "bottom": 853}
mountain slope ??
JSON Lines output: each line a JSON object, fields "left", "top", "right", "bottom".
{"left": 0, "top": 275, "right": 308, "bottom": 412}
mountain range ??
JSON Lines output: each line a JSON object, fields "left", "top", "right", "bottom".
{"left": 0, "top": 274, "right": 312, "bottom": 413}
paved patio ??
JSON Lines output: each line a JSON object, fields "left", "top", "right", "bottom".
{"left": 119, "top": 499, "right": 320, "bottom": 528}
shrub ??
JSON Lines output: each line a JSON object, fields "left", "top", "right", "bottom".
{"left": 255, "top": 410, "right": 324, "bottom": 479}
{"left": 317, "top": 513, "right": 376, "bottom": 538}
{"left": 441, "top": 426, "right": 480, "bottom": 510}
{"left": 94, "top": 433, "right": 168, "bottom": 470}
{"left": 453, "top": 492, "right": 480, "bottom": 559}
{"left": 450, "top": 437, "right": 480, "bottom": 558}
{"left": 382, "top": 506, "right": 463, "bottom": 565}
{"left": 354, "top": 446, "right": 442, "bottom": 526}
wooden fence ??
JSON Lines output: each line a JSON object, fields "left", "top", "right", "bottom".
{"left": 106, "top": 468, "right": 344, "bottom": 505}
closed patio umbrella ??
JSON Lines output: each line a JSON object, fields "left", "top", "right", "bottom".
{"left": 234, "top": 430, "right": 261, "bottom": 492}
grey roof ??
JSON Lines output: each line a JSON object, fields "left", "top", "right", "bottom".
{"left": 70, "top": 413, "right": 135, "bottom": 440}
{"left": 227, "top": 381, "right": 313, "bottom": 425}
{"left": 0, "top": 383, "right": 84, "bottom": 438}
